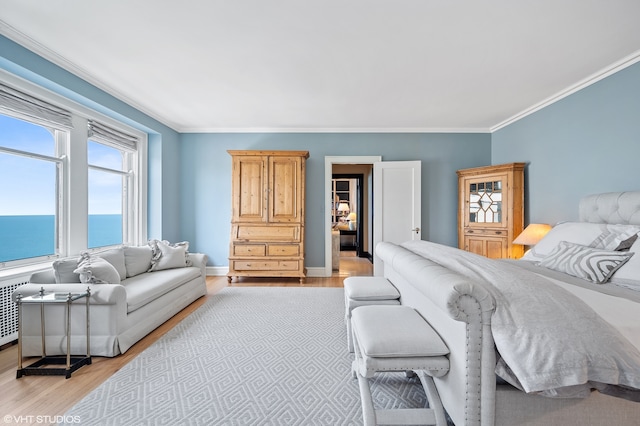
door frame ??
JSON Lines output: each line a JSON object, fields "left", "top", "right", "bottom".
{"left": 324, "top": 156, "right": 381, "bottom": 277}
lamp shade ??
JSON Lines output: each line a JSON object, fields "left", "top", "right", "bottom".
{"left": 337, "top": 202, "right": 350, "bottom": 213}
{"left": 513, "top": 223, "right": 552, "bottom": 246}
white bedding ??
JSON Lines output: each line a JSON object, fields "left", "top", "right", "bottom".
{"left": 402, "top": 240, "right": 640, "bottom": 401}
{"left": 543, "top": 276, "right": 640, "bottom": 351}
{"left": 511, "top": 259, "right": 640, "bottom": 351}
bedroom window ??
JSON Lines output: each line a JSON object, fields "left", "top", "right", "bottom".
{"left": 87, "top": 121, "right": 138, "bottom": 249}
{"left": 0, "top": 80, "right": 147, "bottom": 270}
{"left": 0, "top": 86, "right": 69, "bottom": 267}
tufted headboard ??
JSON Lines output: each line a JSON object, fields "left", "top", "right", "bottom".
{"left": 579, "top": 191, "right": 640, "bottom": 225}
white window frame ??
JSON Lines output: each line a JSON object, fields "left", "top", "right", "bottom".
{"left": 86, "top": 138, "right": 136, "bottom": 248}
{"left": 0, "top": 70, "right": 147, "bottom": 272}
{"left": 0, "top": 130, "right": 66, "bottom": 268}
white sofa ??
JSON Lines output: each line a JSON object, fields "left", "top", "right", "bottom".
{"left": 12, "top": 243, "right": 208, "bottom": 357}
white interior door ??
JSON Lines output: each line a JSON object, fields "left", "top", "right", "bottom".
{"left": 373, "top": 160, "right": 422, "bottom": 276}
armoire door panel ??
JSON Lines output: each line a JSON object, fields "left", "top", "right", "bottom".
{"left": 233, "top": 155, "right": 267, "bottom": 222}
{"left": 269, "top": 156, "right": 301, "bottom": 222}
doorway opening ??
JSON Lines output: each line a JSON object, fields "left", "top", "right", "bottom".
{"left": 332, "top": 173, "right": 366, "bottom": 257}
{"left": 324, "top": 156, "right": 381, "bottom": 277}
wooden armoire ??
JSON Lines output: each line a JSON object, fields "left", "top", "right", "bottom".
{"left": 227, "top": 150, "right": 309, "bottom": 282}
{"left": 457, "top": 162, "right": 525, "bottom": 259}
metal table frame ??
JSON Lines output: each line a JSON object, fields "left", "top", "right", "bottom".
{"left": 16, "top": 286, "right": 92, "bottom": 379}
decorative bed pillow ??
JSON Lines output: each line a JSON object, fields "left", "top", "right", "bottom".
{"left": 95, "top": 247, "right": 127, "bottom": 281}
{"left": 538, "top": 241, "right": 634, "bottom": 284}
{"left": 613, "top": 233, "right": 638, "bottom": 251}
{"left": 123, "top": 245, "right": 153, "bottom": 277}
{"left": 148, "top": 240, "right": 191, "bottom": 272}
{"left": 589, "top": 225, "right": 640, "bottom": 251}
{"left": 523, "top": 222, "right": 640, "bottom": 261}
{"left": 610, "top": 237, "right": 640, "bottom": 290}
{"left": 522, "top": 222, "right": 606, "bottom": 261}
{"left": 73, "top": 252, "right": 121, "bottom": 284}
{"left": 52, "top": 257, "right": 81, "bottom": 283}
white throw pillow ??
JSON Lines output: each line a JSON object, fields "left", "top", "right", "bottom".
{"left": 611, "top": 237, "right": 640, "bottom": 290}
{"left": 95, "top": 247, "right": 127, "bottom": 281}
{"left": 74, "top": 253, "right": 121, "bottom": 284}
{"left": 589, "top": 225, "right": 640, "bottom": 251}
{"left": 523, "top": 222, "right": 640, "bottom": 261}
{"left": 148, "top": 240, "right": 190, "bottom": 272}
{"left": 123, "top": 245, "right": 153, "bottom": 277}
{"left": 52, "top": 257, "right": 81, "bottom": 283}
{"left": 538, "top": 241, "right": 634, "bottom": 284}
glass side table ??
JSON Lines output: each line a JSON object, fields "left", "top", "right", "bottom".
{"left": 15, "top": 286, "right": 92, "bottom": 379}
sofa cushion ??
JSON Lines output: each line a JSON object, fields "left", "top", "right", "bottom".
{"left": 74, "top": 253, "right": 121, "bottom": 284}
{"left": 149, "top": 240, "right": 190, "bottom": 271}
{"left": 124, "top": 245, "right": 153, "bottom": 277}
{"left": 123, "top": 266, "right": 201, "bottom": 313}
{"left": 95, "top": 247, "right": 127, "bottom": 281}
{"left": 52, "top": 257, "right": 81, "bottom": 283}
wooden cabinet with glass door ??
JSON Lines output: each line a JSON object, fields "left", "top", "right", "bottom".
{"left": 457, "top": 163, "right": 525, "bottom": 259}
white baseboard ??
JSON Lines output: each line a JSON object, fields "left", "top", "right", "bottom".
{"left": 206, "top": 266, "right": 329, "bottom": 278}
{"left": 305, "top": 267, "right": 327, "bottom": 277}
{"left": 206, "top": 266, "right": 228, "bottom": 276}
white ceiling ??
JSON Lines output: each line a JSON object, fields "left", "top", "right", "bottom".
{"left": 1, "top": 1, "right": 640, "bottom": 133}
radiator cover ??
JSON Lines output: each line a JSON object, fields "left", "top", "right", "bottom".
{"left": 1, "top": 275, "right": 30, "bottom": 346}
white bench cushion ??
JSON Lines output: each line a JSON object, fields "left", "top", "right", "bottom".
{"left": 344, "top": 276, "right": 400, "bottom": 301}
{"left": 352, "top": 305, "right": 449, "bottom": 358}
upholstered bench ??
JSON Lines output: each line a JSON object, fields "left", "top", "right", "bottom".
{"left": 351, "top": 305, "right": 450, "bottom": 426}
{"left": 344, "top": 276, "right": 400, "bottom": 352}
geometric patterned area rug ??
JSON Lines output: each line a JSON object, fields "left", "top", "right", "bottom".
{"left": 62, "top": 287, "right": 427, "bottom": 425}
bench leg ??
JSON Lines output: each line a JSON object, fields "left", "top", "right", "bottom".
{"left": 416, "top": 370, "right": 448, "bottom": 426}
{"left": 356, "top": 366, "right": 378, "bottom": 426}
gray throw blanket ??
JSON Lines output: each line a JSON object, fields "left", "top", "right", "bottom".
{"left": 402, "top": 240, "right": 640, "bottom": 400}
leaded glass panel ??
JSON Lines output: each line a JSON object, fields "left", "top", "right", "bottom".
{"left": 468, "top": 180, "right": 502, "bottom": 223}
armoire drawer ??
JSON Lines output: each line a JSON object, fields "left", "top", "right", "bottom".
{"left": 234, "top": 225, "right": 300, "bottom": 241}
{"left": 232, "top": 244, "right": 266, "bottom": 257}
{"left": 463, "top": 228, "right": 507, "bottom": 237}
{"left": 267, "top": 244, "right": 300, "bottom": 256}
{"left": 232, "top": 260, "right": 300, "bottom": 271}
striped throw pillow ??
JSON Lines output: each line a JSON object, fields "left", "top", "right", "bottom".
{"left": 538, "top": 241, "right": 634, "bottom": 284}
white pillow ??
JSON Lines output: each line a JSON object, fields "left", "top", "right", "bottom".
{"left": 523, "top": 222, "right": 640, "bottom": 261}
{"left": 611, "top": 237, "right": 640, "bottom": 290}
{"left": 95, "top": 247, "right": 127, "bottom": 281}
{"left": 589, "top": 225, "right": 640, "bottom": 251}
{"left": 148, "top": 240, "right": 190, "bottom": 272}
{"left": 538, "top": 241, "right": 634, "bottom": 284}
{"left": 74, "top": 253, "right": 121, "bottom": 284}
{"left": 123, "top": 245, "right": 153, "bottom": 277}
{"left": 52, "top": 257, "right": 81, "bottom": 283}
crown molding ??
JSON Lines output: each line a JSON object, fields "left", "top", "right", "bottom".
{"left": 177, "top": 126, "right": 491, "bottom": 134}
{"left": 0, "top": 20, "right": 180, "bottom": 132}
{"left": 491, "top": 49, "right": 640, "bottom": 132}
{"left": 4, "top": 19, "right": 638, "bottom": 136}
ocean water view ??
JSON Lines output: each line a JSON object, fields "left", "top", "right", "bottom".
{"left": 0, "top": 214, "right": 122, "bottom": 263}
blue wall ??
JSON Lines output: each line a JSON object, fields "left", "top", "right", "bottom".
{"left": 180, "top": 133, "right": 490, "bottom": 267}
{"left": 492, "top": 61, "right": 640, "bottom": 226}
{"left": 9, "top": 33, "right": 638, "bottom": 269}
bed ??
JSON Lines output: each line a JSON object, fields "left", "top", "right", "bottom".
{"left": 375, "top": 191, "right": 640, "bottom": 426}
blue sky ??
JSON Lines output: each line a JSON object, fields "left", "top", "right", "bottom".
{"left": 0, "top": 114, "right": 123, "bottom": 215}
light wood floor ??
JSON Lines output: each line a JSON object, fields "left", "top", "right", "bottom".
{"left": 0, "top": 254, "right": 371, "bottom": 424}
